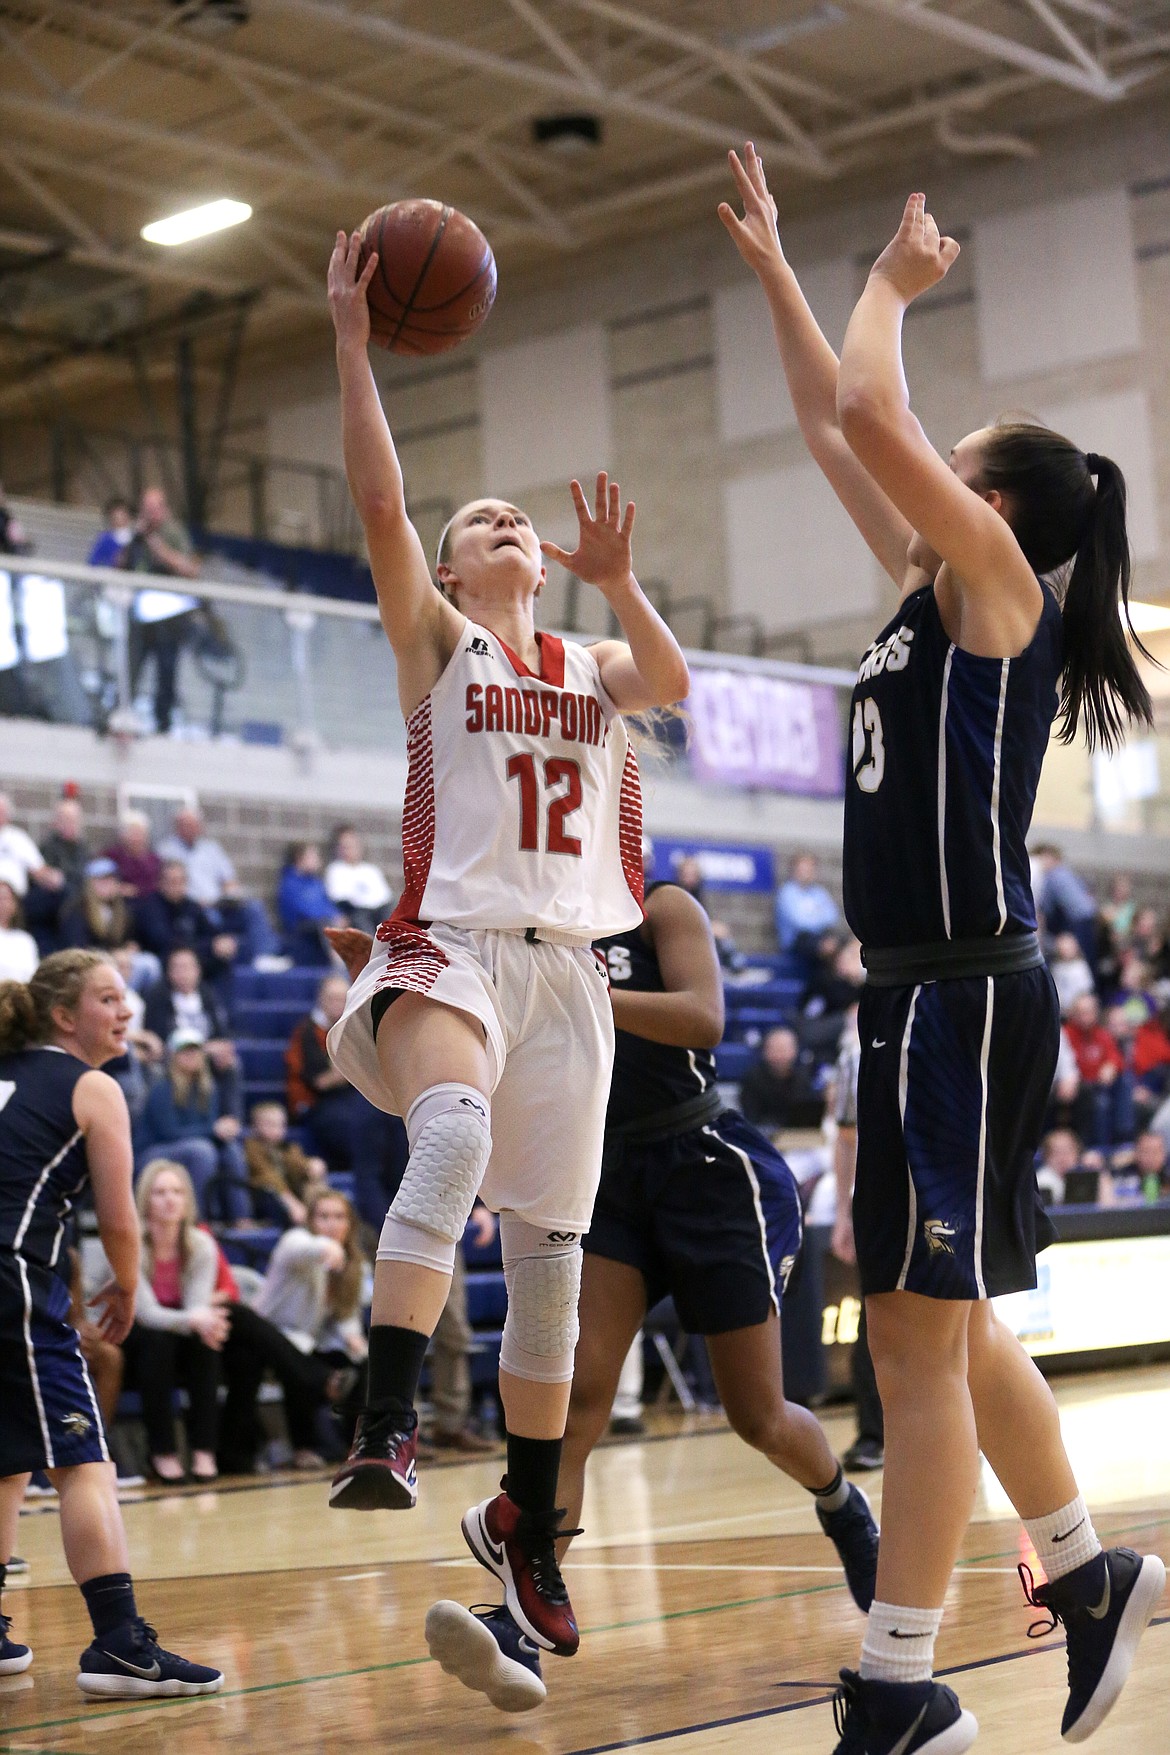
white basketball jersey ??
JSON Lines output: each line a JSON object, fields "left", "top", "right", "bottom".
{"left": 390, "top": 619, "right": 644, "bottom": 941}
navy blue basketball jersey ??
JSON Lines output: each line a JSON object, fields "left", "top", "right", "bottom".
{"left": 843, "top": 584, "right": 1062, "bottom": 950}
{"left": 0, "top": 1046, "right": 90, "bottom": 1268}
{"left": 596, "top": 883, "right": 718, "bottom": 1132}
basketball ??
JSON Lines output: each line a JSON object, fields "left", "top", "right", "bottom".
{"left": 358, "top": 198, "right": 497, "bottom": 355}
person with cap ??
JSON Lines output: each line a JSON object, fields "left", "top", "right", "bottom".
{"left": 58, "top": 858, "right": 135, "bottom": 953}
{"left": 135, "top": 1030, "right": 249, "bottom": 1222}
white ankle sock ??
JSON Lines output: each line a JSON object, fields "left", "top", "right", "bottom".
{"left": 813, "top": 1464, "right": 850, "bottom": 1515}
{"left": 859, "top": 1600, "right": 942, "bottom": 1684}
{"left": 1024, "top": 1496, "right": 1101, "bottom": 1582}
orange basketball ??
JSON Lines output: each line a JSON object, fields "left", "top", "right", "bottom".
{"left": 358, "top": 199, "right": 497, "bottom": 355}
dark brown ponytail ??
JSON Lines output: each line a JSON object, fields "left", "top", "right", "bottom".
{"left": 979, "top": 421, "right": 1153, "bottom": 753}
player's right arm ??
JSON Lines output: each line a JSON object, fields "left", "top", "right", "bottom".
{"left": 73, "top": 1069, "right": 139, "bottom": 1342}
{"left": 328, "top": 230, "right": 463, "bottom": 713}
{"left": 719, "top": 146, "right": 927, "bottom": 598}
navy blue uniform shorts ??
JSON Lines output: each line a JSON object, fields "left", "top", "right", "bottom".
{"left": 854, "top": 965, "right": 1059, "bottom": 1301}
{"left": 584, "top": 1110, "right": 803, "bottom": 1334}
{"left": 0, "top": 1252, "right": 110, "bottom": 1476}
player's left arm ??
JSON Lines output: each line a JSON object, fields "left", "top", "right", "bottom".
{"left": 541, "top": 473, "right": 690, "bottom": 711}
{"left": 608, "top": 885, "right": 724, "bottom": 1049}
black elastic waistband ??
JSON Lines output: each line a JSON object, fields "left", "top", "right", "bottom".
{"left": 861, "top": 931, "right": 1043, "bottom": 987}
{"left": 609, "top": 1087, "right": 724, "bottom": 1144}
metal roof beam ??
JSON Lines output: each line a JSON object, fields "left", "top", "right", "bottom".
{"left": 846, "top": 0, "right": 1131, "bottom": 98}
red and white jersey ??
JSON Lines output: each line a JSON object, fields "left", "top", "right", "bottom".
{"left": 391, "top": 618, "right": 644, "bottom": 942}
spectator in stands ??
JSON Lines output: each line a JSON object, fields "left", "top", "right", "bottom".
{"left": 1046, "top": 1026, "right": 1093, "bottom": 1141}
{"left": 244, "top": 1100, "right": 328, "bottom": 1228}
{"left": 1036, "top": 1128, "right": 1099, "bottom": 1207}
{"left": 157, "top": 807, "right": 274, "bottom": 964}
{"left": 121, "top": 1159, "right": 228, "bottom": 1483}
{"left": 1101, "top": 873, "right": 1137, "bottom": 946}
{"left": 775, "top": 852, "right": 841, "bottom": 956}
{"left": 1063, "top": 993, "right": 1133, "bottom": 1148}
{"left": 324, "top": 826, "right": 391, "bottom": 934}
{"left": 0, "top": 872, "right": 38, "bottom": 982}
{"left": 143, "top": 945, "right": 240, "bottom": 1111}
{"left": 1033, "top": 843, "right": 1098, "bottom": 965}
{"left": 0, "top": 792, "right": 64, "bottom": 905}
{"left": 1131, "top": 1001, "right": 1170, "bottom": 1131}
{"left": 799, "top": 934, "right": 865, "bottom": 1060}
{"left": 134, "top": 858, "right": 237, "bottom": 981}
{"left": 1126, "top": 1121, "right": 1170, "bottom": 1196}
{"left": 87, "top": 495, "right": 135, "bottom": 568}
{"left": 1129, "top": 906, "right": 1170, "bottom": 981}
{"left": 738, "top": 1025, "right": 825, "bottom": 1140}
{"left": 254, "top": 1188, "right": 369, "bottom": 1467}
{"left": 38, "top": 796, "right": 89, "bottom": 901}
{"left": 1113, "top": 950, "right": 1158, "bottom": 1026}
{"left": 125, "top": 485, "right": 202, "bottom": 734}
{"left": 58, "top": 857, "right": 134, "bottom": 952}
{"left": 278, "top": 841, "right": 343, "bottom": 965}
{"left": 136, "top": 1030, "right": 249, "bottom": 1222}
{"left": 1048, "top": 931, "right": 1095, "bottom": 1015}
{"left": 102, "top": 809, "right": 161, "bottom": 899}
{"left": 285, "top": 973, "right": 366, "bottom": 1169}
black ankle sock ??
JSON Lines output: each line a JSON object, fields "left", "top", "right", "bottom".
{"left": 80, "top": 1573, "right": 137, "bottom": 1640}
{"left": 366, "top": 1324, "right": 429, "bottom": 1418}
{"left": 811, "top": 1463, "right": 844, "bottom": 1500}
{"left": 505, "top": 1434, "right": 563, "bottom": 1518}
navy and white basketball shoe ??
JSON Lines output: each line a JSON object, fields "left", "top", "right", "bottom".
{"left": 425, "top": 1600, "right": 546, "bottom": 1711}
{"left": 832, "top": 1670, "right": 978, "bottom": 1754}
{"left": 329, "top": 1409, "right": 418, "bottom": 1510}
{"left": 461, "top": 1491, "right": 581, "bottom": 1655}
{"left": 77, "top": 1618, "right": 224, "bottom": 1698}
{"left": 1020, "top": 1547, "right": 1166, "bottom": 1743}
{"left": 817, "top": 1482, "right": 880, "bottom": 1613}
{"left": 0, "top": 1614, "right": 32, "bottom": 1675}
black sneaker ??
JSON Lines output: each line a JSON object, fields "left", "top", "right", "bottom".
{"left": 832, "top": 1669, "right": 978, "bottom": 1754}
{"left": 329, "top": 1408, "right": 418, "bottom": 1510}
{"left": 0, "top": 1613, "right": 32, "bottom": 1676}
{"left": 77, "top": 1617, "right": 223, "bottom": 1698}
{"left": 843, "top": 1437, "right": 885, "bottom": 1473}
{"left": 817, "top": 1482, "right": 880, "bottom": 1613}
{"left": 425, "top": 1600, "right": 546, "bottom": 1711}
{"left": 1020, "top": 1547, "right": 1166, "bottom": 1743}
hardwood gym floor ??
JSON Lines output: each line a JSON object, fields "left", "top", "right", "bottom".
{"left": 3, "top": 1365, "right": 1167, "bottom": 1754}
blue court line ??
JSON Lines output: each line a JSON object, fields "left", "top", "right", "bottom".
{"left": 561, "top": 1615, "right": 1170, "bottom": 1754}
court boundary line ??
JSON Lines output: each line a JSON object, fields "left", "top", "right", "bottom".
{"left": 2, "top": 1528, "right": 1165, "bottom": 1742}
{"left": 561, "top": 1617, "right": 1170, "bottom": 1755}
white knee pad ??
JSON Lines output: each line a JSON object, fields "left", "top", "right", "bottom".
{"left": 377, "top": 1084, "right": 491, "bottom": 1265}
{"left": 498, "top": 1213, "right": 582, "bottom": 1385}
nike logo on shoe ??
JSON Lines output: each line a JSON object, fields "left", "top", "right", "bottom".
{"left": 479, "top": 1516, "right": 504, "bottom": 1566}
{"left": 1052, "top": 1518, "right": 1085, "bottom": 1543}
{"left": 100, "top": 1652, "right": 162, "bottom": 1679}
{"left": 1087, "top": 1570, "right": 1112, "bottom": 1620}
{"left": 518, "top": 1636, "right": 539, "bottom": 1657}
{"left": 889, "top": 1704, "right": 930, "bottom": 1755}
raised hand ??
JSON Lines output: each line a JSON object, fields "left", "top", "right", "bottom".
{"left": 540, "top": 472, "right": 636, "bottom": 600}
{"left": 717, "top": 143, "right": 784, "bottom": 278}
{"left": 870, "top": 194, "right": 960, "bottom": 304}
{"left": 327, "top": 228, "right": 379, "bottom": 350}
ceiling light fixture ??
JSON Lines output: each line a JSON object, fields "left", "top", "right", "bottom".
{"left": 141, "top": 198, "right": 252, "bottom": 247}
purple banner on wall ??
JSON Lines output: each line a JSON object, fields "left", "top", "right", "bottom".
{"left": 686, "top": 668, "right": 844, "bottom": 796}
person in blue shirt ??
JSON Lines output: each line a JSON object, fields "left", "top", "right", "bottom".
{"left": 774, "top": 851, "right": 841, "bottom": 955}
{"left": 86, "top": 498, "right": 134, "bottom": 570}
{"left": 277, "top": 842, "right": 344, "bottom": 966}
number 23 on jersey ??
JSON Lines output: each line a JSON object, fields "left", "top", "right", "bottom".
{"left": 852, "top": 697, "right": 885, "bottom": 794}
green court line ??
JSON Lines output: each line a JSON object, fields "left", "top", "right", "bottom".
{"left": 4, "top": 1511, "right": 1167, "bottom": 1739}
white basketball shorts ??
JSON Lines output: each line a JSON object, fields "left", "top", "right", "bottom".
{"left": 327, "top": 920, "right": 615, "bottom": 1234}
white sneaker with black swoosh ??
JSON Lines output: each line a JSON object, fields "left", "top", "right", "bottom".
{"left": 77, "top": 1617, "right": 224, "bottom": 1698}
{"left": 425, "top": 1600, "right": 547, "bottom": 1711}
{"left": 1020, "top": 1547, "right": 1166, "bottom": 1742}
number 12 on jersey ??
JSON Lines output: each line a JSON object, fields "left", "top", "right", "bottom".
{"left": 506, "top": 754, "right": 584, "bottom": 856}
